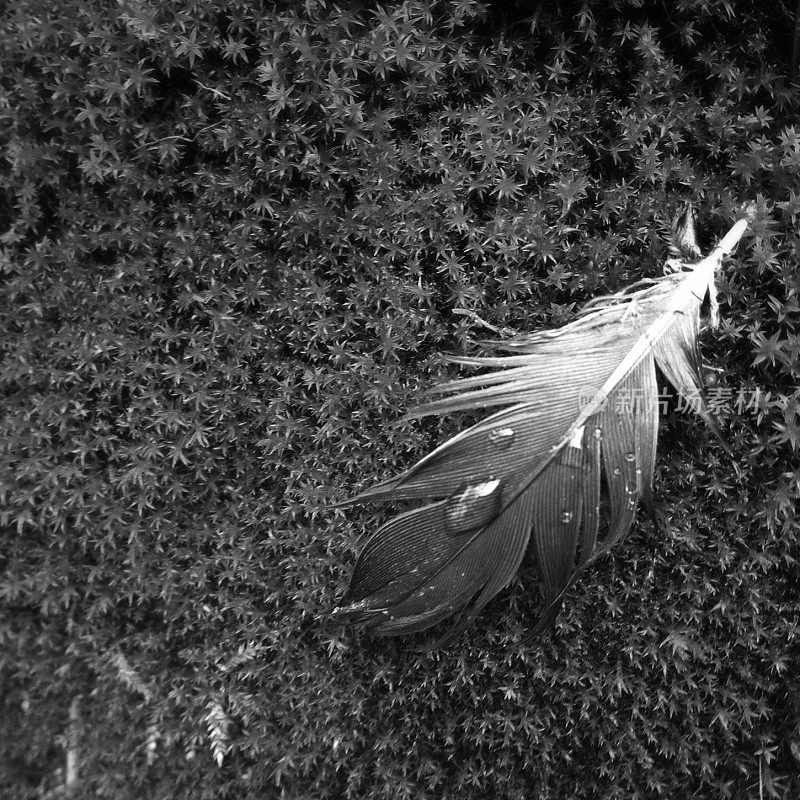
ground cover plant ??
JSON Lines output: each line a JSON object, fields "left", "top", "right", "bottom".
{"left": 1, "top": 0, "right": 799, "bottom": 798}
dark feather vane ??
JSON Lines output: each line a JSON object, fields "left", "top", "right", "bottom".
{"left": 335, "top": 212, "right": 751, "bottom": 644}
{"left": 669, "top": 202, "right": 703, "bottom": 262}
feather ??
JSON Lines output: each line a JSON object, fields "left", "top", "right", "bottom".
{"left": 669, "top": 202, "right": 703, "bottom": 263}
{"left": 335, "top": 213, "right": 751, "bottom": 642}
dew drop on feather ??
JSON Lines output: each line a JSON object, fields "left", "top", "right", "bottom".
{"left": 594, "top": 427, "right": 602, "bottom": 439}
{"left": 613, "top": 468, "right": 621, "bottom": 476}
{"left": 625, "top": 452, "right": 635, "bottom": 462}
{"left": 444, "top": 478, "right": 502, "bottom": 535}
{"left": 489, "top": 427, "right": 515, "bottom": 449}
{"left": 561, "top": 510, "right": 574, "bottom": 524}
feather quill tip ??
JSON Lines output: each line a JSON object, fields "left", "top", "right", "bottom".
{"left": 741, "top": 201, "right": 757, "bottom": 224}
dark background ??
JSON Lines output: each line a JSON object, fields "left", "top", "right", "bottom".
{"left": 1, "top": 1, "right": 799, "bottom": 797}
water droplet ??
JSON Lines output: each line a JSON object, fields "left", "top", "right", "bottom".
{"left": 444, "top": 479, "right": 502, "bottom": 535}
{"left": 625, "top": 452, "right": 635, "bottom": 462}
{"left": 628, "top": 498, "right": 636, "bottom": 508}
{"left": 561, "top": 510, "right": 574, "bottom": 524}
{"left": 489, "top": 427, "right": 515, "bottom": 449}
{"left": 635, "top": 468, "right": 642, "bottom": 475}
{"left": 594, "top": 427, "right": 602, "bottom": 439}
{"left": 613, "top": 468, "right": 621, "bottom": 476}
